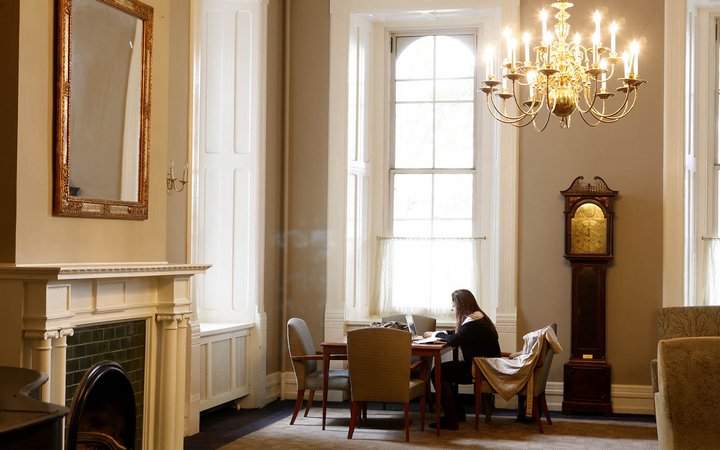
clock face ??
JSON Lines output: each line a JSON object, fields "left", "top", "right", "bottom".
{"left": 570, "top": 202, "right": 607, "bottom": 254}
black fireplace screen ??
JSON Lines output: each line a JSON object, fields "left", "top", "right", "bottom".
{"left": 66, "top": 361, "right": 136, "bottom": 450}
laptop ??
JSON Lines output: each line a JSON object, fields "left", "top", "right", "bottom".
{"left": 405, "top": 314, "right": 419, "bottom": 338}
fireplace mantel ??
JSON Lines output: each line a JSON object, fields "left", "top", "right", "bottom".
{"left": 0, "top": 262, "right": 210, "bottom": 450}
{"left": 0, "top": 262, "right": 211, "bottom": 279}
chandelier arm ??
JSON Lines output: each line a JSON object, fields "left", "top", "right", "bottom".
{"left": 576, "top": 109, "right": 606, "bottom": 127}
{"left": 581, "top": 80, "right": 640, "bottom": 121}
{"left": 509, "top": 81, "right": 546, "bottom": 116}
{"left": 531, "top": 106, "right": 553, "bottom": 132}
{"left": 484, "top": 95, "right": 532, "bottom": 124}
{"left": 485, "top": 93, "right": 533, "bottom": 123}
{"left": 589, "top": 87, "right": 638, "bottom": 120}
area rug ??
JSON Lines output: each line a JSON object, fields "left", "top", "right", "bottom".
{"left": 219, "top": 408, "right": 658, "bottom": 449}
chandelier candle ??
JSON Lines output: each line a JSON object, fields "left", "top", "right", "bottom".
{"left": 479, "top": 1, "right": 646, "bottom": 130}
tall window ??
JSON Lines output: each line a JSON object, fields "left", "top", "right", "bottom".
{"left": 377, "top": 32, "right": 481, "bottom": 315}
{"left": 706, "top": 20, "right": 720, "bottom": 305}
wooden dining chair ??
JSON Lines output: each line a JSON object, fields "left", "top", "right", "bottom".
{"left": 346, "top": 327, "right": 427, "bottom": 442}
{"left": 473, "top": 323, "right": 559, "bottom": 433}
{"left": 286, "top": 317, "right": 349, "bottom": 425}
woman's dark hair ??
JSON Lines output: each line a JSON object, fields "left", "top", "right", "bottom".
{"left": 451, "top": 289, "right": 498, "bottom": 337}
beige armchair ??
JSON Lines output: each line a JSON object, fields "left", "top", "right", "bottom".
{"left": 346, "top": 327, "right": 427, "bottom": 442}
{"left": 651, "top": 306, "right": 720, "bottom": 394}
{"left": 655, "top": 337, "right": 720, "bottom": 449}
{"left": 286, "top": 317, "right": 349, "bottom": 425}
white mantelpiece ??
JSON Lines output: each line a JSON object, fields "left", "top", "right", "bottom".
{"left": 0, "top": 263, "right": 210, "bottom": 450}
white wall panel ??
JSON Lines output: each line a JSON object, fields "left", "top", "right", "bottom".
{"left": 192, "top": 0, "right": 264, "bottom": 328}
{"left": 232, "top": 168, "right": 251, "bottom": 311}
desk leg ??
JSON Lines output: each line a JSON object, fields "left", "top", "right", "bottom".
{"left": 322, "top": 348, "right": 330, "bottom": 430}
{"left": 434, "top": 353, "right": 442, "bottom": 436}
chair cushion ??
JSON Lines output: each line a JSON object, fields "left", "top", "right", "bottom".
{"left": 408, "top": 378, "right": 425, "bottom": 400}
{"left": 305, "top": 369, "right": 350, "bottom": 391}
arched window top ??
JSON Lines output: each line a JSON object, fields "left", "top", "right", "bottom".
{"left": 395, "top": 34, "right": 475, "bottom": 80}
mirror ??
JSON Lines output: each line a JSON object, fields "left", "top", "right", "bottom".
{"left": 54, "top": 0, "right": 153, "bottom": 220}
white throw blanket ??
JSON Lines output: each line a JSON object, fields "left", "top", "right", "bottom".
{"left": 473, "top": 325, "right": 563, "bottom": 416}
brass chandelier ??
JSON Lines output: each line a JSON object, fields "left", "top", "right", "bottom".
{"left": 480, "top": 2, "right": 646, "bottom": 130}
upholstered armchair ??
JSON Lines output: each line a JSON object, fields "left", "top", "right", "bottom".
{"left": 651, "top": 306, "right": 720, "bottom": 394}
{"left": 286, "top": 317, "right": 350, "bottom": 425}
{"left": 346, "top": 327, "right": 427, "bottom": 442}
{"left": 654, "top": 337, "right": 720, "bottom": 449}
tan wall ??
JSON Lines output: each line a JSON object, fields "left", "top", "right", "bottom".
{"left": 285, "top": 0, "right": 331, "bottom": 346}
{"left": 166, "top": 0, "right": 190, "bottom": 264}
{"left": 14, "top": 0, "right": 168, "bottom": 264}
{"left": 518, "top": 0, "right": 664, "bottom": 385}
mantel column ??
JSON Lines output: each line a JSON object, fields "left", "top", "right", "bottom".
{"left": 52, "top": 328, "right": 74, "bottom": 405}
{"left": 156, "top": 313, "right": 191, "bottom": 450}
{"left": 24, "top": 330, "right": 59, "bottom": 401}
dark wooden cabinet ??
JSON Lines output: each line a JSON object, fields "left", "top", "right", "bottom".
{"left": 560, "top": 177, "right": 617, "bottom": 415}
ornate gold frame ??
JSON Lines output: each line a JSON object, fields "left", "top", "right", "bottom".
{"left": 54, "top": 0, "right": 153, "bottom": 220}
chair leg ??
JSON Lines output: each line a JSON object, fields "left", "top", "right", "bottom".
{"left": 517, "top": 395, "right": 527, "bottom": 421}
{"left": 404, "top": 403, "right": 410, "bottom": 442}
{"left": 362, "top": 401, "right": 367, "bottom": 420}
{"left": 482, "top": 393, "right": 493, "bottom": 424}
{"left": 539, "top": 393, "right": 552, "bottom": 425}
{"left": 474, "top": 381, "right": 481, "bottom": 430}
{"left": 304, "top": 390, "right": 314, "bottom": 417}
{"left": 532, "top": 397, "right": 544, "bottom": 433}
{"left": 419, "top": 391, "right": 426, "bottom": 432}
{"left": 348, "top": 401, "right": 360, "bottom": 439}
{"left": 290, "top": 389, "right": 305, "bottom": 425}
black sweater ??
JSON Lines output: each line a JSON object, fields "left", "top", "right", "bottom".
{"left": 437, "top": 318, "right": 501, "bottom": 363}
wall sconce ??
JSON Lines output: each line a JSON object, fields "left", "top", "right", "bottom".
{"left": 167, "top": 160, "right": 188, "bottom": 193}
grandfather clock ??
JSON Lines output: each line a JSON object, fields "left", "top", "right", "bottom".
{"left": 561, "top": 176, "right": 617, "bottom": 415}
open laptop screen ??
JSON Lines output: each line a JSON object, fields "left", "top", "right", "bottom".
{"left": 405, "top": 314, "right": 418, "bottom": 337}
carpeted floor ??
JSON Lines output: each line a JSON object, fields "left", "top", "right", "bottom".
{"left": 188, "top": 400, "right": 658, "bottom": 450}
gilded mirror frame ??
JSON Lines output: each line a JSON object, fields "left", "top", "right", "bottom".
{"left": 54, "top": 0, "right": 153, "bottom": 220}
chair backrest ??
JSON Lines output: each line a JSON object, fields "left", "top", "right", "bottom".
{"left": 532, "top": 323, "right": 557, "bottom": 396}
{"left": 656, "top": 337, "right": 720, "bottom": 449}
{"left": 287, "top": 318, "right": 317, "bottom": 389}
{"left": 381, "top": 314, "right": 437, "bottom": 335}
{"left": 347, "top": 327, "right": 412, "bottom": 403}
{"left": 657, "top": 306, "right": 720, "bottom": 340}
{"left": 411, "top": 315, "right": 437, "bottom": 335}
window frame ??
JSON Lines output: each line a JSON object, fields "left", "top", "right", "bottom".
{"left": 326, "top": 0, "right": 519, "bottom": 352}
{"left": 387, "top": 31, "right": 481, "bottom": 241}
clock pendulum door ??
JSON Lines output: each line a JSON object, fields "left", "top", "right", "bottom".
{"left": 562, "top": 261, "right": 613, "bottom": 414}
{"left": 560, "top": 177, "right": 618, "bottom": 415}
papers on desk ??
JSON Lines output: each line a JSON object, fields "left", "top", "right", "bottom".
{"left": 413, "top": 331, "right": 446, "bottom": 344}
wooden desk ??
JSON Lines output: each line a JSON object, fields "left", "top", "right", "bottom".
{"left": 320, "top": 340, "right": 451, "bottom": 435}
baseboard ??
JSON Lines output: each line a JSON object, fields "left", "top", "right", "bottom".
{"left": 277, "top": 373, "right": 654, "bottom": 415}
{"left": 545, "top": 382, "right": 654, "bottom": 415}
{"left": 264, "top": 371, "right": 282, "bottom": 405}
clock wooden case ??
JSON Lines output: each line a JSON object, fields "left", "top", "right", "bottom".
{"left": 560, "top": 176, "right": 618, "bottom": 415}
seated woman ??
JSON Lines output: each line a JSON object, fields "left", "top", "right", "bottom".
{"left": 424, "top": 289, "right": 500, "bottom": 430}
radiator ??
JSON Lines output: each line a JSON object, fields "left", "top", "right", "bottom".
{"left": 193, "top": 323, "right": 251, "bottom": 411}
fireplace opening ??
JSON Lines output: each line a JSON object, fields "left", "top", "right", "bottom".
{"left": 66, "top": 361, "right": 136, "bottom": 450}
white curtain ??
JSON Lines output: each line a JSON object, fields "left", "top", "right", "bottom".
{"left": 706, "top": 238, "right": 720, "bottom": 306}
{"left": 375, "top": 237, "right": 482, "bottom": 315}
